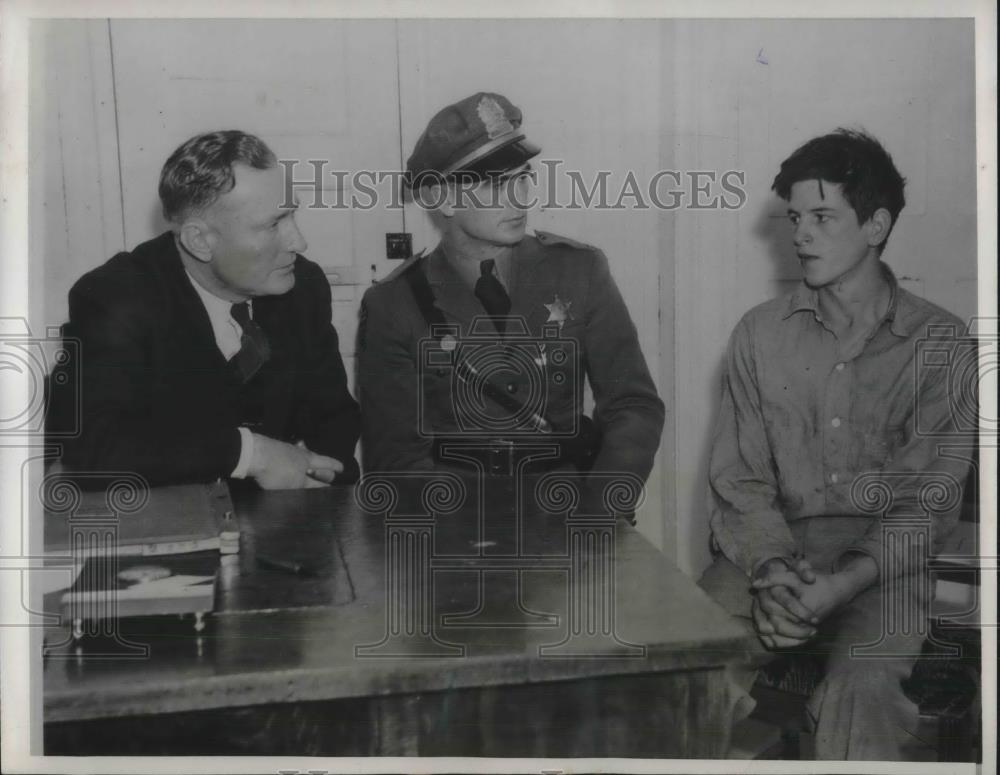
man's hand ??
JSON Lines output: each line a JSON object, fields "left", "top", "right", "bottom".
{"left": 754, "top": 568, "right": 851, "bottom": 622}
{"left": 294, "top": 440, "right": 343, "bottom": 485}
{"left": 753, "top": 558, "right": 819, "bottom": 622}
{"left": 752, "top": 591, "right": 816, "bottom": 649}
{"left": 752, "top": 553, "right": 878, "bottom": 624}
{"left": 248, "top": 434, "right": 344, "bottom": 489}
{"left": 750, "top": 557, "right": 819, "bottom": 650}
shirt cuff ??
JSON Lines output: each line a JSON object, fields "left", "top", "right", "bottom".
{"left": 230, "top": 427, "right": 255, "bottom": 478}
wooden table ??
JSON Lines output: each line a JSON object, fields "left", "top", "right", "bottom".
{"left": 44, "top": 479, "right": 754, "bottom": 757}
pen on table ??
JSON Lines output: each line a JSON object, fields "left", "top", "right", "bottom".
{"left": 255, "top": 554, "right": 318, "bottom": 577}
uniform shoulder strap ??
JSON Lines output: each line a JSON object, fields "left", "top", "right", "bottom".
{"left": 534, "top": 229, "right": 598, "bottom": 251}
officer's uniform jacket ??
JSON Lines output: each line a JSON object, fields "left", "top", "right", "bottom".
{"left": 358, "top": 231, "right": 665, "bottom": 486}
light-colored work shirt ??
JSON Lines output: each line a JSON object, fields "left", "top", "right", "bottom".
{"left": 709, "top": 264, "right": 974, "bottom": 580}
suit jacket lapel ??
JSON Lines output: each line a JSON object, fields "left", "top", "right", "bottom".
{"left": 159, "top": 235, "right": 230, "bottom": 371}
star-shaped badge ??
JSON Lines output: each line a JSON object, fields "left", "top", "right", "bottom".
{"left": 544, "top": 295, "right": 573, "bottom": 327}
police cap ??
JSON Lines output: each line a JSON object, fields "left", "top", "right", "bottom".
{"left": 406, "top": 92, "right": 541, "bottom": 188}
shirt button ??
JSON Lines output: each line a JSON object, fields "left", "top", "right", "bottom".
{"left": 831, "top": 417, "right": 841, "bottom": 428}
{"left": 835, "top": 362, "right": 845, "bottom": 372}
{"left": 830, "top": 473, "right": 839, "bottom": 484}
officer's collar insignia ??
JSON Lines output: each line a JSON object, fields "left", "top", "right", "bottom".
{"left": 477, "top": 95, "right": 515, "bottom": 139}
{"left": 544, "top": 295, "right": 573, "bottom": 327}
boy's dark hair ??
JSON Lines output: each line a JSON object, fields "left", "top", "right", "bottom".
{"left": 772, "top": 128, "right": 906, "bottom": 250}
{"left": 159, "top": 130, "right": 276, "bottom": 222}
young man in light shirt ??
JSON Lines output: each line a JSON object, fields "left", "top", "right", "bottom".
{"left": 700, "top": 129, "right": 974, "bottom": 760}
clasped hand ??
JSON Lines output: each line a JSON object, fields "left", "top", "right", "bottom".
{"left": 750, "top": 558, "right": 851, "bottom": 650}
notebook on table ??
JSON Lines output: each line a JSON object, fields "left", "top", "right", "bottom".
{"left": 44, "top": 476, "right": 236, "bottom": 558}
{"left": 42, "top": 473, "right": 237, "bottom": 629}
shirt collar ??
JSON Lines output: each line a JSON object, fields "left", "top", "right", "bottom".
{"left": 184, "top": 269, "right": 251, "bottom": 319}
{"left": 427, "top": 244, "right": 511, "bottom": 290}
{"left": 782, "top": 261, "right": 910, "bottom": 337}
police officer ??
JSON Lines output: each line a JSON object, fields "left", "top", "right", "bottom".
{"left": 358, "top": 92, "right": 663, "bottom": 514}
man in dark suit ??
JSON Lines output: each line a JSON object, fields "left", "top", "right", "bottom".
{"left": 54, "top": 130, "right": 360, "bottom": 488}
{"left": 358, "top": 93, "right": 663, "bottom": 512}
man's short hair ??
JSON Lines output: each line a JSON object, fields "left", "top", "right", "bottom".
{"left": 772, "top": 128, "right": 906, "bottom": 247}
{"left": 158, "top": 130, "right": 276, "bottom": 222}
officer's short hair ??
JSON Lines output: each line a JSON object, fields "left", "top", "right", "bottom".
{"left": 159, "top": 130, "right": 276, "bottom": 222}
{"left": 772, "top": 128, "right": 906, "bottom": 249}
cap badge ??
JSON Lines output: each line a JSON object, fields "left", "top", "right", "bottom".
{"left": 477, "top": 95, "right": 515, "bottom": 140}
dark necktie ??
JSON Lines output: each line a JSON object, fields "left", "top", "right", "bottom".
{"left": 474, "top": 259, "right": 511, "bottom": 334}
{"left": 230, "top": 302, "right": 271, "bottom": 383}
